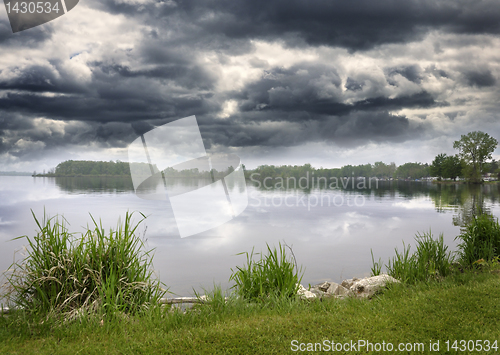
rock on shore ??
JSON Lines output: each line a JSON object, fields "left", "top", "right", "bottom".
{"left": 297, "top": 274, "right": 400, "bottom": 300}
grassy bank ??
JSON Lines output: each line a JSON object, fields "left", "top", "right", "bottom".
{"left": 1, "top": 270, "right": 499, "bottom": 354}
{"left": 2, "top": 211, "right": 500, "bottom": 354}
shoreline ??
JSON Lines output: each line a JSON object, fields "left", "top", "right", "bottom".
{"left": 29, "top": 174, "right": 500, "bottom": 185}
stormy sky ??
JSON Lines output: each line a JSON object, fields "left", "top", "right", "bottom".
{"left": 1, "top": 0, "right": 500, "bottom": 171}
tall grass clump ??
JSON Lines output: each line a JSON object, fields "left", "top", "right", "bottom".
{"left": 3, "top": 211, "right": 166, "bottom": 318}
{"left": 455, "top": 213, "right": 500, "bottom": 267}
{"left": 385, "top": 231, "right": 454, "bottom": 284}
{"left": 229, "top": 242, "right": 303, "bottom": 301}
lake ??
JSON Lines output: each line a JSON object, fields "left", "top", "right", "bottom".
{"left": 1, "top": 175, "right": 500, "bottom": 297}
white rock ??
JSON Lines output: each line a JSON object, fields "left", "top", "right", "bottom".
{"left": 310, "top": 288, "right": 325, "bottom": 298}
{"left": 326, "top": 282, "right": 339, "bottom": 295}
{"left": 297, "top": 284, "right": 317, "bottom": 300}
{"left": 341, "top": 278, "right": 359, "bottom": 290}
{"left": 349, "top": 274, "right": 399, "bottom": 299}
{"left": 310, "top": 281, "right": 331, "bottom": 298}
{"left": 317, "top": 281, "right": 331, "bottom": 292}
{"left": 328, "top": 283, "right": 352, "bottom": 298}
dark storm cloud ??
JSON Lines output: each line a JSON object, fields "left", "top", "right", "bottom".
{"left": 353, "top": 92, "right": 447, "bottom": 112}
{"left": 425, "top": 65, "right": 449, "bottom": 79}
{"left": 233, "top": 64, "right": 444, "bottom": 119}
{"left": 387, "top": 65, "right": 423, "bottom": 84}
{"left": 0, "top": 18, "right": 53, "bottom": 46}
{"left": 0, "top": 49, "right": 220, "bottom": 123}
{"left": 0, "top": 64, "right": 88, "bottom": 93}
{"left": 0, "top": 21, "right": 221, "bottom": 127}
{"left": 192, "top": 62, "right": 432, "bottom": 149}
{"left": 464, "top": 70, "right": 496, "bottom": 87}
{"left": 326, "top": 111, "right": 418, "bottom": 142}
{"left": 93, "top": 0, "right": 500, "bottom": 51}
{"left": 2, "top": 0, "right": 500, "bottom": 164}
{"left": 95, "top": 62, "right": 214, "bottom": 91}
{"left": 0, "top": 112, "right": 139, "bottom": 157}
{"left": 235, "top": 64, "right": 342, "bottom": 114}
{"left": 131, "top": 121, "right": 155, "bottom": 136}
{"left": 0, "top": 90, "right": 215, "bottom": 122}
{"left": 345, "top": 77, "right": 363, "bottom": 92}
{"left": 199, "top": 110, "right": 422, "bottom": 149}
{"left": 265, "top": 91, "right": 443, "bottom": 117}
{"left": 0, "top": 54, "right": 440, "bottom": 157}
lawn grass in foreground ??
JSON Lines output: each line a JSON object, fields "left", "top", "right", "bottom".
{"left": 1, "top": 270, "right": 499, "bottom": 354}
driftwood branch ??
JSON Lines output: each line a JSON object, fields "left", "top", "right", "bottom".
{"left": 0, "top": 296, "right": 231, "bottom": 313}
{"left": 159, "top": 297, "right": 208, "bottom": 305}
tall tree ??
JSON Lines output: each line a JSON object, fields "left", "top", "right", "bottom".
{"left": 430, "top": 153, "right": 447, "bottom": 179}
{"left": 442, "top": 155, "right": 464, "bottom": 181}
{"left": 453, "top": 131, "right": 498, "bottom": 183}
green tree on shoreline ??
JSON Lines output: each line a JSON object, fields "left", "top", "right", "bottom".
{"left": 430, "top": 153, "right": 464, "bottom": 181}
{"left": 453, "top": 131, "right": 498, "bottom": 183}
{"left": 442, "top": 155, "right": 464, "bottom": 181}
{"left": 430, "top": 153, "right": 447, "bottom": 179}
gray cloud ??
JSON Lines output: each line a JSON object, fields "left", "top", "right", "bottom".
{"left": 345, "top": 77, "right": 363, "bottom": 92}
{"left": 464, "top": 70, "right": 496, "bottom": 87}
{"left": 0, "top": 18, "right": 53, "bottom": 46}
{"left": 387, "top": 65, "right": 423, "bottom": 84}
{"left": 198, "top": 110, "right": 423, "bottom": 150}
{"left": 1, "top": 0, "right": 500, "bottom": 169}
{"left": 91, "top": 0, "right": 500, "bottom": 51}
{"left": 232, "top": 63, "right": 445, "bottom": 119}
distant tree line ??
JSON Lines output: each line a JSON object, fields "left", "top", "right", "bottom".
{"left": 249, "top": 131, "right": 498, "bottom": 184}
{"left": 163, "top": 166, "right": 235, "bottom": 179}
{"left": 37, "top": 160, "right": 132, "bottom": 177}
{"left": 244, "top": 161, "right": 430, "bottom": 181}
{"left": 36, "top": 160, "right": 237, "bottom": 179}
{"left": 36, "top": 159, "right": 431, "bottom": 180}
{"left": 36, "top": 131, "right": 498, "bottom": 184}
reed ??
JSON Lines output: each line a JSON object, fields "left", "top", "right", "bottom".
{"left": 370, "top": 249, "right": 383, "bottom": 276}
{"left": 229, "top": 242, "right": 303, "bottom": 301}
{"left": 455, "top": 213, "right": 500, "bottom": 267}
{"left": 385, "top": 231, "right": 454, "bottom": 284}
{"left": 3, "top": 210, "right": 166, "bottom": 318}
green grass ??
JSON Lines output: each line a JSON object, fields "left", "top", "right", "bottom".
{"left": 455, "top": 213, "right": 500, "bottom": 267}
{"left": 0, "top": 270, "right": 499, "bottom": 354}
{"left": 383, "top": 231, "right": 454, "bottom": 284}
{"left": 2, "top": 211, "right": 166, "bottom": 318}
{"left": 374, "top": 214, "right": 500, "bottom": 285}
{"left": 229, "top": 242, "right": 303, "bottom": 301}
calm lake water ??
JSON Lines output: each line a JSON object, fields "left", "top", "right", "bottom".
{"left": 1, "top": 176, "right": 500, "bottom": 297}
